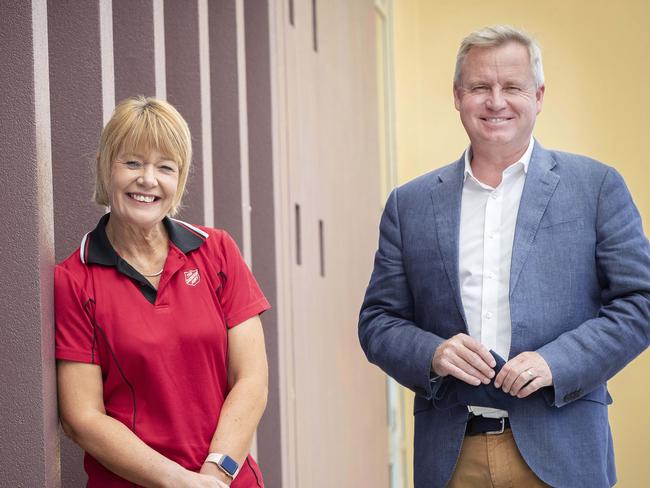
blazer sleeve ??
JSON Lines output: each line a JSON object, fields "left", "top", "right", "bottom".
{"left": 358, "top": 188, "right": 446, "bottom": 400}
{"left": 537, "top": 167, "right": 650, "bottom": 407}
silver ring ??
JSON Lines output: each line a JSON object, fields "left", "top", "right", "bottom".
{"left": 526, "top": 369, "right": 534, "bottom": 378}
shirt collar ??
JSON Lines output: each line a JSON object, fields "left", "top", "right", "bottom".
{"left": 463, "top": 136, "right": 535, "bottom": 182}
{"left": 80, "top": 213, "right": 208, "bottom": 266}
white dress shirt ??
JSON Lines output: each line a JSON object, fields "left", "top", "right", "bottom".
{"left": 459, "top": 138, "right": 534, "bottom": 418}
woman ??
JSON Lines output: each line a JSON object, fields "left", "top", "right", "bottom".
{"left": 55, "top": 96, "right": 269, "bottom": 488}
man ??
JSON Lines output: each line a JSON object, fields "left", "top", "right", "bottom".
{"left": 359, "top": 25, "right": 650, "bottom": 488}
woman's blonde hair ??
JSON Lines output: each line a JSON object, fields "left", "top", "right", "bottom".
{"left": 94, "top": 96, "right": 192, "bottom": 216}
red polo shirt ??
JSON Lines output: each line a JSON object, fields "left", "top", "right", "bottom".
{"left": 55, "top": 213, "right": 270, "bottom": 487}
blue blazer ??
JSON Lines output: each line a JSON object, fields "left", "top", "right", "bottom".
{"left": 359, "top": 142, "right": 650, "bottom": 488}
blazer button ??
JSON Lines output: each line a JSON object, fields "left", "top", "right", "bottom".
{"left": 563, "top": 390, "right": 581, "bottom": 402}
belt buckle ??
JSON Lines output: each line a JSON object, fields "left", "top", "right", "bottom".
{"left": 485, "top": 417, "right": 506, "bottom": 435}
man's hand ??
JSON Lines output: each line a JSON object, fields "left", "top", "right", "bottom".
{"left": 494, "top": 351, "right": 553, "bottom": 398}
{"left": 432, "top": 333, "right": 496, "bottom": 385}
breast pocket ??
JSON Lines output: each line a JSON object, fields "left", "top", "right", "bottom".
{"left": 539, "top": 218, "right": 584, "bottom": 233}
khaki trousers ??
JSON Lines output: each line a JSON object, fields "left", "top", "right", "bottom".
{"left": 447, "top": 430, "right": 550, "bottom": 488}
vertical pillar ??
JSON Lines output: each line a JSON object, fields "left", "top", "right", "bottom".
{"left": 164, "top": 0, "right": 204, "bottom": 225}
{"left": 208, "top": 0, "right": 244, "bottom": 246}
{"left": 48, "top": 0, "right": 106, "bottom": 262}
{"left": 113, "top": 0, "right": 156, "bottom": 101}
{"left": 0, "top": 0, "right": 59, "bottom": 486}
{"left": 243, "top": 1, "right": 282, "bottom": 486}
{"left": 48, "top": 1, "right": 108, "bottom": 485}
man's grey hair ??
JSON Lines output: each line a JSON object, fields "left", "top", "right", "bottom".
{"left": 453, "top": 25, "right": 545, "bottom": 88}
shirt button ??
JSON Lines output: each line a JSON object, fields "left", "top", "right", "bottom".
{"left": 488, "top": 233, "right": 495, "bottom": 240}
{"left": 490, "top": 192, "right": 498, "bottom": 200}
{"left": 486, "top": 272, "right": 494, "bottom": 280}
{"left": 485, "top": 311, "right": 493, "bottom": 319}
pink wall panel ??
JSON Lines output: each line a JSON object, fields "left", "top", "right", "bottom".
{"left": 48, "top": 0, "right": 106, "bottom": 263}
{"left": 244, "top": 4, "right": 282, "bottom": 487}
{"left": 164, "top": 0, "right": 204, "bottom": 226}
{"left": 209, "top": 0, "right": 244, "bottom": 246}
{"left": 113, "top": 0, "right": 156, "bottom": 102}
{"left": 0, "top": 1, "right": 59, "bottom": 486}
{"left": 47, "top": 1, "right": 107, "bottom": 484}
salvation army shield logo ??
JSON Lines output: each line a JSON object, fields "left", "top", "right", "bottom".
{"left": 184, "top": 269, "right": 200, "bottom": 286}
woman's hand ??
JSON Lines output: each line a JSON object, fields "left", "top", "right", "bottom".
{"left": 199, "top": 462, "right": 232, "bottom": 486}
{"left": 175, "top": 470, "right": 230, "bottom": 488}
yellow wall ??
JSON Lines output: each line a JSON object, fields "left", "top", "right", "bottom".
{"left": 393, "top": 1, "right": 650, "bottom": 486}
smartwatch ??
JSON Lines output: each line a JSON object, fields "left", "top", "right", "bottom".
{"left": 205, "top": 452, "right": 240, "bottom": 479}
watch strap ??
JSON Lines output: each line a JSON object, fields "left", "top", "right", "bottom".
{"left": 205, "top": 452, "right": 240, "bottom": 479}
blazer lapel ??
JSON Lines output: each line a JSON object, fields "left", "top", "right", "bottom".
{"left": 510, "top": 143, "right": 559, "bottom": 295}
{"left": 431, "top": 157, "right": 468, "bottom": 327}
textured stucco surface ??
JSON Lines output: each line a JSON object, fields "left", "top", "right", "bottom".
{"left": 48, "top": 1, "right": 105, "bottom": 485}
{"left": 113, "top": 0, "right": 156, "bottom": 102}
{"left": 209, "top": 0, "right": 244, "bottom": 247}
{"left": 0, "top": 1, "right": 59, "bottom": 486}
{"left": 48, "top": 0, "right": 106, "bottom": 264}
{"left": 244, "top": 2, "right": 282, "bottom": 487}
{"left": 164, "top": 0, "right": 204, "bottom": 226}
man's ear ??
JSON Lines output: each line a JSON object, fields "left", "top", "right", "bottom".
{"left": 453, "top": 86, "right": 461, "bottom": 111}
{"left": 536, "top": 84, "right": 545, "bottom": 114}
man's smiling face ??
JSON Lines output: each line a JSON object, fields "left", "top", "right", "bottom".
{"left": 454, "top": 41, "right": 544, "bottom": 156}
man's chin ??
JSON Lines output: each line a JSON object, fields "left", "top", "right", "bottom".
{"left": 475, "top": 133, "right": 530, "bottom": 148}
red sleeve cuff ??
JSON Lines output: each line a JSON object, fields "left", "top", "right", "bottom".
{"left": 55, "top": 347, "right": 98, "bottom": 364}
{"left": 225, "top": 298, "right": 271, "bottom": 328}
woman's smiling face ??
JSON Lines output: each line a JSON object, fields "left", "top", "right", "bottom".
{"left": 108, "top": 147, "right": 180, "bottom": 229}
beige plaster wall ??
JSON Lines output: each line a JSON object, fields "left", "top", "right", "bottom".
{"left": 392, "top": 1, "right": 650, "bottom": 486}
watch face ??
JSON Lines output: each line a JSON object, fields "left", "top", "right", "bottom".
{"left": 220, "top": 455, "right": 239, "bottom": 475}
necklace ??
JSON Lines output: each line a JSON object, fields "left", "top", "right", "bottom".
{"left": 105, "top": 223, "right": 167, "bottom": 279}
{"left": 141, "top": 268, "right": 164, "bottom": 277}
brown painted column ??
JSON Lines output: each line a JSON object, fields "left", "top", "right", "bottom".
{"left": 209, "top": 0, "right": 244, "bottom": 246}
{"left": 164, "top": 0, "right": 204, "bottom": 225}
{"left": 0, "top": 1, "right": 59, "bottom": 486}
{"left": 48, "top": 0, "right": 106, "bottom": 262}
{"left": 244, "top": 1, "right": 282, "bottom": 486}
{"left": 113, "top": 0, "right": 156, "bottom": 101}
{"left": 48, "top": 1, "right": 108, "bottom": 485}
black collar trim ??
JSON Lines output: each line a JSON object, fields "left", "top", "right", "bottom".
{"left": 80, "top": 213, "right": 208, "bottom": 267}
{"left": 165, "top": 217, "right": 209, "bottom": 253}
